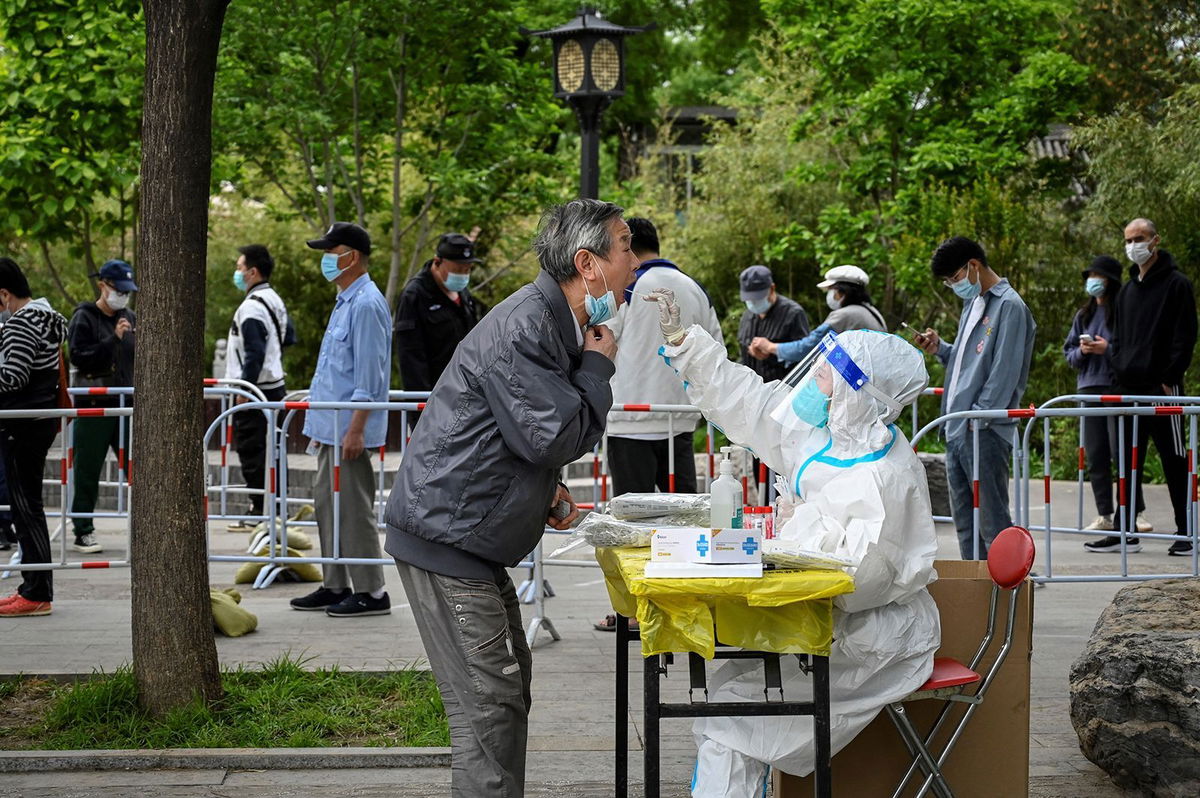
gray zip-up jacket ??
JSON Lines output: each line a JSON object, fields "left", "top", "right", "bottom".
{"left": 384, "top": 269, "right": 615, "bottom": 578}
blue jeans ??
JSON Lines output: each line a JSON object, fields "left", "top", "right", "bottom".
{"left": 945, "top": 426, "right": 1014, "bottom": 560}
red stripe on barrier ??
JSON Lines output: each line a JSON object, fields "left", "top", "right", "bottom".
{"left": 87, "top": 387, "right": 109, "bottom": 395}
{"left": 1132, "top": 446, "right": 1140, "bottom": 469}
{"left": 81, "top": 561, "right": 110, "bottom": 569}
{"left": 226, "top": 425, "right": 233, "bottom": 444}
{"left": 576, "top": 502, "right": 595, "bottom": 510}
{"left": 932, "top": 388, "right": 944, "bottom": 395}
{"left": 270, "top": 467, "right": 277, "bottom": 494}
{"left": 284, "top": 402, "right": 309, "bottom": 410}
{"left": 203, "top": 496, "right": 209, "bottom": 515}
{"left": 1078, "top": 447, "right": 1085, "bottom": 471}
{"left": 417, "top": 403, "right": 427, "bottom": 410}
{"left": 972, "top": 480, "right": 980, "bottom": 508}
{"left": 221, "top": 446, "right": 227, "bottom": 468}
{"left": 1119, "top": 477, "right": 1127, "bottom": 507}
{"left": 1044, "top": 475, "right": 1051, "bottom": 504}
{"left": 758, "top": 462, "right": 767, "bottom": 483}
{"left": 1006, "top": 408, "right": 1036, "bottom": 418}
{"left": 669, "top": 473, "right": 676, "bottom": 493}
{"left": 379, "top": 446, "right": 385, "bottom": 462}
{"left": 76, "top": 408, "right": 107, "bottom": 417}
{"left": 592, "top": 457, "right": 599, "bottom": 479}
{"left": 1155, "top": 406, "right": 1184, "bottom": 415}
{"left": 334, "top": 465, "right": 341, "bottom": 493}
{"left": 204, "top": 378, "right": 218, "bottom": 386}
{"left": 68, "top": 447, "right": 74, "bottom": 469}
{"left": 621, "top": 404, "right": 652, "bottom": 411}
{"left": 1099, "top": 394, "right": 1123, "bottom": 403}
{"left": 60, "top": 458, "right": 67, "bottom": 484}
{"left": 1193, "top": 473, "right": 1198, "bottom": 504}
{"left": 601, "top": 474, "right": 608, "bottom": 502}
{"left": 118, "top": 447, "right": 126, "bottom": 470}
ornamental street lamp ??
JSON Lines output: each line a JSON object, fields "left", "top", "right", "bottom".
{"left": 525, "top": 7, "right": 653, "bottom": 199}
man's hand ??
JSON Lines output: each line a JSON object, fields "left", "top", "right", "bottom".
{"left": 748, "top": 337, "right": 778, "bottom": 360}
{"left": 913, "top": 327, "right": 940, "bottom": 355}
{"left": 583, "top": 323, "right": 618, "bottom": 361}
{"left": 115, "top": 318, "right": 132, "bottom": 340}
{"left": 341, "top": 428, "right": 365, "bottom": 461}
{"left": 546, "top": 484, "right": 579, "bottom": 531}
{"left": 643, "top": 288, "right": 686, "bottom": 345}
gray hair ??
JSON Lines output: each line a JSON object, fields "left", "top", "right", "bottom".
{"left": 532, "top": 199, "right": 625, "bottom": 283}
{"left": 1127, "top": 217, "right": 1158, "bottom": 237}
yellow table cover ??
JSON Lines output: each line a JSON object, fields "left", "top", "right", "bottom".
{"left": 596, "top": 547, "right": 855, "bottom": 658}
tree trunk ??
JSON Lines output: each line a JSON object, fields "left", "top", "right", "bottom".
{"left": 133, "top": 0, "right": 229, "bottom": 717}
{"left": 384, "top": 33, "right": 408, "bottom": 308}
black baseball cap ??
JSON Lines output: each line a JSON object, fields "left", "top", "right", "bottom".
{"left": 306, "top": 222, "right": 372, "bottom": 256}
{"left": 94, "top": 260, "right": 138, "bottom": 292}
{"left": 436, "top": 233, "right": 481, "bottom": 264}
{"left": 739, "top": 265, "right": 773, "bottom": 301}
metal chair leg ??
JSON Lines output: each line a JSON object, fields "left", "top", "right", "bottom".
{"left": 887, "top": 703, "right": 954, "bottom": 798}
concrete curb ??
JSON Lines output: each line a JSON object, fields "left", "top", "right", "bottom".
{"left": 0, "top": 746, "right": 452, "bottom": 773}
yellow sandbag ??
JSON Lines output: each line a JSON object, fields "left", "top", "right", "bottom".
{"left": 210, "top": 589, "right": 257, "bottom": 636}
{"left": 233, "top": 547, "right": 323, "bottom": 584}
{"left": 289, "top": 504, "right": 315, "bottom": 523}
{"left": 282, "top": 526, "right": 313, "bottom": 550}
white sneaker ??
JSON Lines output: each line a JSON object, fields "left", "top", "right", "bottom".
{"left": 72, "top": 534, "right": 103, "bottom": 554}
{"left": 1083, "top": 515, "right": 1114, "bottom": 531}
{"left": 1136, "top": 516, "right": 1153, "bottom": 533}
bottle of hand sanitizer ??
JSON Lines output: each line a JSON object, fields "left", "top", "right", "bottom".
{"left": 710, "top": 446, "right": 743, "bottom": 530}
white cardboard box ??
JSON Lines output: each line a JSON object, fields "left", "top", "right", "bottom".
{"left": 691, "top": 527, "right": 762, "bottom": 565}
{"left": 650, "top": 527, "right": 706, "bottom": 563}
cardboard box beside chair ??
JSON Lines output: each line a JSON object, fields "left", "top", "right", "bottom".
{"left": 776, "top": 559, "right": 1034, "bottom": 797}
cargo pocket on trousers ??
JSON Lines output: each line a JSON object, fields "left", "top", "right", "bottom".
{"left": 448, "top": 587, "right": 523, "bottom": 699}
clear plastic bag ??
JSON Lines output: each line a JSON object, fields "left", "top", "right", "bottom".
{"left": 607, "top": 492, "right": 710, "bottom": 524}
{"left": 549, "top": 512, "right": 675, "bottom": 558}
{"left": 761, "top": 538, "right": 858, "bottom": 571}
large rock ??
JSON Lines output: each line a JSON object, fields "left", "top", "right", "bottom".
{"left": 1069, "top": 579, "right": 1200, "bottom": 797}
{"left": 918, "top": 452, "right": 951, "bottom": 517}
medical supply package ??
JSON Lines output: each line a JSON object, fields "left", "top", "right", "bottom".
{"left": 761, "top": 539, "right": 858, "bottom": 572}
{"left": 608, "top": 492, "right": 710, "bottom": 524}
{"left": 692, "top": 527, "right": 763, "bottom": 565}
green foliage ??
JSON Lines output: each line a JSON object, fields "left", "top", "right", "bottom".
{"left": 2, "top": 658, "right": 448, "bottom": 750}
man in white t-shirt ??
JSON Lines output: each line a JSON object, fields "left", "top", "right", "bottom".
{"left": 602, "top": 218, "right": 722, "bottom": 497}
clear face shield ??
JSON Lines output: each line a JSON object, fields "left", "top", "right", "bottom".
{"left": 767, "top": 331, "right": 902, "bottom": 433}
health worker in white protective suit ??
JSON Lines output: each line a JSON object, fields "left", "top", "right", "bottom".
{"left": 645, "top": 288, "right": 941, "bottom": 798}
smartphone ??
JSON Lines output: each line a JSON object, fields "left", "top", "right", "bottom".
{"left": 1079, "top": 334, "right": 1093, "bottom": 344}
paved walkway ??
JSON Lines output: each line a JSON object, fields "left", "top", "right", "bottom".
{"left": 3, "top": 480, "right": 1193, "bottom": 796}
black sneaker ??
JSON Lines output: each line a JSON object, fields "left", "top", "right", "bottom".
{"left": 1168, "top": 540, "right": 1194, "bottom": 556}
{"left": 325, "top": 592, "right": 391, "bottom": 617}
{"left": 289, "top": 587, "right": 352, "bottom": 611}
{"left": 1084, "top": 535, "right": 1141, "bottom": 553}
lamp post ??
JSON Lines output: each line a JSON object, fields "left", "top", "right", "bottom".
{"left": 526, "top": 8, "right": 653, "bottom": 199}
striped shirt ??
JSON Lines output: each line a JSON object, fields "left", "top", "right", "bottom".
{"left": 0, "top": 298, "right": 68, "bottom": 409}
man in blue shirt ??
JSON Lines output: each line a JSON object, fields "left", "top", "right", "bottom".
{"left": 290, "top": 222, "right": 393, "bottom": 617}
{"left": 915, "top": 237, "right": 1036, "bottom": 560}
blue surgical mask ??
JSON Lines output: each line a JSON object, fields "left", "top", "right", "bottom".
{"left": 233, "top": 268, "right": 247, "bottom": 292}
{"left": 791, "top": 380, "right": 831, "bottom": 429}
{"left": 950, "top": 267, "right": 981, "bottom": 301}
{"left": 584, "top": 269, "right": 616, "bottom": 326}
{"left": 745, "top": 298, "right": 770, "bottom": 315}
{"left": 321, "top": 250, "right": 352, "bottom": 282}
{"left": 1085, "top": 277, "right": 1106, "bottom": 297}
{"left": 444, "top": 272, "right": 470, "bottom": 292}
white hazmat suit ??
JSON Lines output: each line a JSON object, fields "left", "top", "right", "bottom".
{"left": 656, "top": 323, "right": 941, "bottom": 797}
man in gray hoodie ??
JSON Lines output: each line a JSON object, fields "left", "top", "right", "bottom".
{"left": 384, "top": 199, "right": 636, "bottom": 797}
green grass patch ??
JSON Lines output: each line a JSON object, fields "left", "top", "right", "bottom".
{"left": 0, "top": 656, "right": 448, "bottom": 750}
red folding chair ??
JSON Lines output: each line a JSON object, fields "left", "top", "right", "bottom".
{"left": 885, "top": 525, "right": 1036, "bottom": 798}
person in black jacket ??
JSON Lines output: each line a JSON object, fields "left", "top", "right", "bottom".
{"left": 393, "top": 233, "right": 487, "bottom": 395}
{"left": 736, "top": 265, "right": 810, "bottom": 382}
{"left": 66, "top": 260, "right": 138, "bottom": 555}
{"left": 1088, "top": 219, "right": 1198, "bottom": 555}
{"left": 0, "top": 257, "right": 68, "bottom": 617}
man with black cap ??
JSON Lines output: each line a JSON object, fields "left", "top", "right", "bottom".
{"left": 290, "top": 222, "right": 393, "bottom": 618}
{"left": 394, "top": 232, "right": 488, "bottom": 394}
{"left": 66, "top": 259, "right": 139, "bottom": 555}
{"left": 736, "top": 264, "right": 810, "bottom": 382}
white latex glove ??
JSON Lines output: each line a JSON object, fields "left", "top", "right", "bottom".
{"left": 643, "top": 288, "right": 686, "bottom": 345}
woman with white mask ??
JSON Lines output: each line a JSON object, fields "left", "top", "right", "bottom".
{"left": 648, "top": 288, "right": 940, "bottom": 797}
{"left": 750, "top": 264, "right": 886, "bottom": 366}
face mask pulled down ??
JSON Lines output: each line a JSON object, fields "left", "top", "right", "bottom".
{"left": 583, "top": 265, "right": 616, "bottom": 326}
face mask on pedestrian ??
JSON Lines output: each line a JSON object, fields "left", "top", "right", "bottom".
{"left": 583, "top": 263, "right": 616, "bottom": 326}
{"left": 106, "top": 290, "right": 131, "bottom": 311}
{"left": 1125, "top": 239, "right": 1155, "bottom": 266}
{"left": 321, "top": 250, "right": 353, "bottom": 282}
{"left": 443, "top": 271, "right": 470, "bottom": 292}
{"left": 949, "top": 263, "right": 981, "bottom": 301}
{"left": 1085, "top": 277, "right": 1106, "bottom": 298}
{"left": 233, "top": 268, "right": 248, "bottom": 292}
{"left": 825, "top": 290, "right": 842, "bottom": 311}
{"left": 745, "top": 297, "right": 770, "bottom": 315}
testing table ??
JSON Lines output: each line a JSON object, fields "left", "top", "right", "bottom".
{"left": 596, "top": 547, "right": 855, "bottom": 798}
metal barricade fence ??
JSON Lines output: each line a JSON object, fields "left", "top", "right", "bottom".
{"left": 912, "top": 403, "right": 1200, "bottom": 583}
